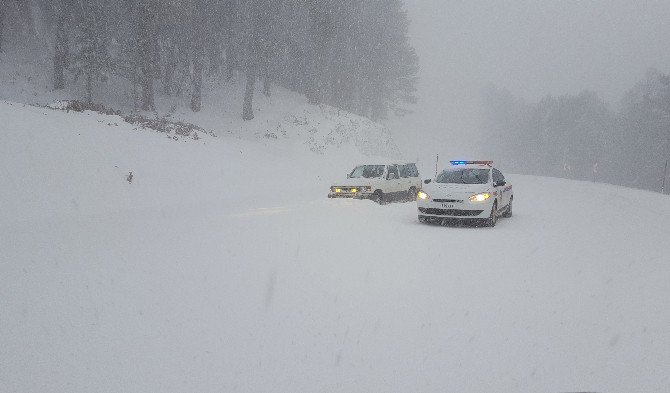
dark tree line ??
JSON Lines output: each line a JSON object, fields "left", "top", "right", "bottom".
{"left": 480, "top": 69, "right": 670, "bottom": 193}
{"left": 0, "top": 0, "right": 418, "bottom": 121}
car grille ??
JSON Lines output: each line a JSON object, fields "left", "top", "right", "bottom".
{"left": 418, "top": 208, "right": 483, "bottom": 217}
{"left": 432, "top": 199, "right": 463, "bottom": 203}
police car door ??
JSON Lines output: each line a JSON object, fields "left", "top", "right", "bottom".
{"left": 493, "top": 168, "right": 508, "bottom": 207}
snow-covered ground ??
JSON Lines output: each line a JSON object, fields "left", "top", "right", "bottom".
{"left": 0, "top": 47, "right": 400, "bottom": 160}
{"left": 2, "top": 100, "right": 670, "bottom": 393}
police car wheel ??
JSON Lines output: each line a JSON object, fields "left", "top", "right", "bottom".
{"left": 503, "top": 197, "right": 513, "bottom": 218}
{"left": 486, "top": 202, "right": 498, "bottom": 227}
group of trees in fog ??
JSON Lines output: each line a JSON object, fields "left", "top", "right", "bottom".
{"left": 480, "top": 68, "right": 670, "bottom": 193}
{"left": 0, "top": 0, "right": 418, "bottom": 121}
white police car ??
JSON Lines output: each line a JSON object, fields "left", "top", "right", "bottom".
{"left": 417, "top": 161, "right": 513, "bottom": 227}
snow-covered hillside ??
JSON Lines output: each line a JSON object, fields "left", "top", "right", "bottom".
{"left": 2, "top": 101, "right": 670, "bottom": 393}
{"left": 0, "top": 49, "right": 400, "bottom": 159}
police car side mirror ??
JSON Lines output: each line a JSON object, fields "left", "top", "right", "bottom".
{"left": 424, "top": 179, "right": 432, "bottom": 184}
{"left": 495, "top": 180, "right": 506, "bottom": 187}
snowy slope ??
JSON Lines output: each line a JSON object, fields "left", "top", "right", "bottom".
{"left": 0, "top": 49, "right": 400, "bottom": 159}
{"left": 2, "top": 102, "right": 670, "bottom": 393}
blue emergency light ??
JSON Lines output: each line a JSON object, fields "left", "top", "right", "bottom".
{"left": 450, "top": 160, "right": 493, "bottom": 166}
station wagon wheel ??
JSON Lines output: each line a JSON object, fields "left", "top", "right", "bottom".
{"left": 373, "top": 190, "right": 384, "bottom": 204}
{"left": 407, "top": 187, "right": 416, "bottom": 202}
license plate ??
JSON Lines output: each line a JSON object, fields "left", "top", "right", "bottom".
{"left": 442, "top": 203, "right": 455, "bottom": 209}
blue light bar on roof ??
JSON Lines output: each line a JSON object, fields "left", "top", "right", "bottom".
{"left": 450, "top": 160, "right": 493, "bottom": 166}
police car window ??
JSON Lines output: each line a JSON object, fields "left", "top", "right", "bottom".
{"left": 492, "top": 169, "right": 502, "bottom": 183}
{"left": 493, "top": 169, "right": 506, "bottom": 184}
{"left": 437, "top": 169, "right": 490, "bottom": 184}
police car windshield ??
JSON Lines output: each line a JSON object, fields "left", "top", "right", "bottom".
{"left": 349, "top": 165, "right": 385, "bottom": 179}
{"left": 437, "top": 168, "right": 490, "bottom": 184}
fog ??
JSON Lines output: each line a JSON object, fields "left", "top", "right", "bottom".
{"left": 395, "top": 0, "right": 670, "bottom": 162}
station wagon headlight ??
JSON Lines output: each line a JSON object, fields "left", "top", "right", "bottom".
{"left": 469, "top": 193, "right": 491, "bottom": 202}
{"left": 417, "top": 191, "right": 429, "bottom": 200}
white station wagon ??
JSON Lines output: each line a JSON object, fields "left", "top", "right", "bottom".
{"left": 328, "top": 163, "right": 422, "bottom": 204}
{"left": 417, "top": 161, "right": 513, "bottom": 227}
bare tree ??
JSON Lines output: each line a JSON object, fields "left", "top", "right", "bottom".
{"left": 242, "top": 0, "right": 263, "bottom": 121}
{"left": 0, "top": 1, "right": 5, "bottom": 53}
{"left": 191, "top": 0, "right": 205, "bottom": 112}
{"left": 138, "top": 0, "right": 158, "bottom": 111}
{"left": 53, "top": 0, "right": 69, "bottom": 90}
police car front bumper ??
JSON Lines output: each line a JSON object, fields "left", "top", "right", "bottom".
{"left": 417, "top": 199, "right": 492, "bottom": 219}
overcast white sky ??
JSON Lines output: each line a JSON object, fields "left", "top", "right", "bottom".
{"left": 394, "top": 0, "right": 670, "bottom": 161}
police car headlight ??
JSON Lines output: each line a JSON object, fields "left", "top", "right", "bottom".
{"left": 469, "top": 193, "right": 491, "bottom": 202}
{"left": 417, "top": 191, "right": 429, "bottom": 200}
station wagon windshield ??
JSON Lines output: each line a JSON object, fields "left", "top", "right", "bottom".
{"left": 437, "top": 169, "right": 490, "bottom": 184}
{"left": 350, "top": 165, "right": 385, "bottom": 178}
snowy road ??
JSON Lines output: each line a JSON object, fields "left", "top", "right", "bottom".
{"left": 3, "top": 175, "right": 670, "bottom": 392}
{"left": 2, "top": 102, "right": 670, "bottom": 392}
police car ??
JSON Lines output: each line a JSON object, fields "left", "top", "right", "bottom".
{"left": 417, "top": 161, "right": 513, "bottom": 227}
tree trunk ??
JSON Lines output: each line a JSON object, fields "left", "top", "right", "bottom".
{"left": 15, "top": 0, "right": 36, "bottom": 38}
{"left": 163, "top": 42, "right": 176, "bottom": 95}
{"left": 0, "top": 4, "right": 5, "bottom": 53}
{"left": 225, "top": 48, "right": 236, "bottom": 81}
{"left": 191, "top": 0, "right": 205, "bottom": 112}
{"left": 53, "top": 3, "right": 67, "bottom": 90}
{"left": 138, "top": 0, "right": 156, "bottom": 111}
{"left": 262, "top": 58, "right": 271, "bottom": 97}
{"left": 132, "top": 65, "right": 139, "bottom": 110}
{"left": 86, "top": 71, "right": 92, "bottom": 103}
{"left": 141, "top": 72, "right": 154, "bottom": 111}
{"left": 224, "top": 0, "right": 237, "bottom": 81}
{"left": 242, "top": 70, "right": 255, "bottom": 121}
{"left": 305, "top": 0, "right": 330, "bottom": 105}
{"left": 208, "top": 41, "right": 221, "bottom": 75}
{"left": 263, "top": 75, "right": 271, "bottom": 97}
{"left": 191, "top": 47, "right": 203, "bottom": 112}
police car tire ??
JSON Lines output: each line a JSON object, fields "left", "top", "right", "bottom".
{"left": 487, "top": 202, "right": 498, "bottom": 227}
{"left": 502, "top": 197, "right": 513, "bottom": 218}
